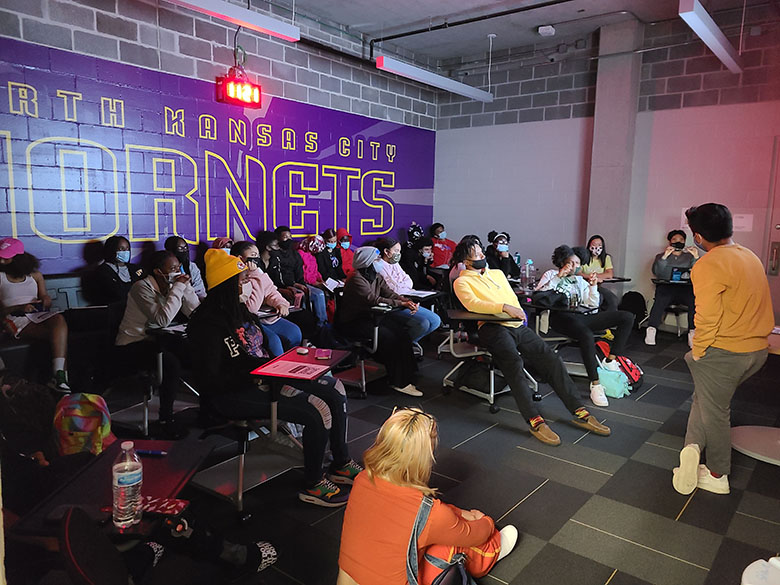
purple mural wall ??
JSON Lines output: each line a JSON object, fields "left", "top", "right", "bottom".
{"left": 0, "top": 37, "right": 435, "bottom": 272}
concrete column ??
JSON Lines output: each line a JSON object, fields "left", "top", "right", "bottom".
{"left": 586, "top": 20, "right": 644, "bottom": 277}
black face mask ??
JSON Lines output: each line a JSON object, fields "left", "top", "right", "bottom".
{"left": 174, "top": 251, "right": 190, "bottom": 266}
{"left": 279, "top": 239, "right": 292, "bottom": 251}
{"left": 359, "top": 265, "right": 377, "bottom": 282}
{"left": 469, "top": 258, "right": 487, "bottom": 270}
{"left": 671, "top": 242, "right": 685, "bottom": 250}
{"left": 269, "top": 249, "right": 281, "bottom": 257}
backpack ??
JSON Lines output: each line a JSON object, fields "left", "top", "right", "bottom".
{"left": 597, "top": 367, "right": 630, "bottom": 399}
{"left": 619, "top": 291, "right": 647, "bottom": 329}
{"left": 595, "top": 340, "right": 644, "bottom": 391}
{"left": 53, "top": 393, "right": 116, "bottom": 456}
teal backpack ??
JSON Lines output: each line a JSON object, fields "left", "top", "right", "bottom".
{"left": 597, "top": 367, "right": 630, "bottom": 399}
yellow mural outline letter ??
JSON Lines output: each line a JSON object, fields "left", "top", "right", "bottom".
{"left": 359, "top": 170, "right": 395, "bottom": 236}
{"left": 205, "top": 151, "right": 266, "bottom": 241}
{"left": 272, "top": 162, "right": 319, "bottom": 236}
{"left": 59, "top": 149, "right": 91, "bottom": 232}
{"left": 152, "top": 158, "right": 176, "bottom": 192}
{"left": 56, "top": 90, "right": 82, "bottom": 122}
{"left": 164, "top": 106, "right": 185, "bottom": 137}
{"left": 322, "top": 165, "right": 360, "bottom": 235}
{"left": 8, "top": 82, "right": 38, "bottom": 118}
{"left": 100, "top": 97, "right": 125, "bottom": 127}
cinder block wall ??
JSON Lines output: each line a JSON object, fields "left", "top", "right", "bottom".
{"left": 0, "top": 0, "right": 439, "bottom": 129}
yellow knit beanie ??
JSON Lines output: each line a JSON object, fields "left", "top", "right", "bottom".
{"left": 204, "top": 248, "right": 247, "bottom": 290}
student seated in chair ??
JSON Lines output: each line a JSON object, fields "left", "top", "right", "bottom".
{"left": 452, "top": 240, "right": 610, "bottom": 446}
{"left": 88, "top": 235, "right": 145, "bottom": 305}
{"left": 646, "top": 229, "right": 698, "bottom": 347}
{"left": 535, "top": 245, "right": 635, "bottom": 408}
{"left": 165, "top": 236, "right": 207, "bottom": 300}
{"left": 187, "top": 250, "right": 361, "bottom": 507}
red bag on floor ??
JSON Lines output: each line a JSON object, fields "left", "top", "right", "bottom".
{"left": 595, "top": 340, "right": 644, "bottom": 391}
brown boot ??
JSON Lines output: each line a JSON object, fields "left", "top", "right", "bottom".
{"left": 530, "top": 423, "right": 561, "bottom": 446}
{"left": 571, "top": 416, "right": 611, "bottom": 436}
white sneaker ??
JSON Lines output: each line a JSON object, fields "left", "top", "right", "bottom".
{"left": 590, "top": 383, "right": 609, "bottom": 407}
{"left": 497, "top": 525, "right": 518, "bottom": 561}
{"left": 687, "top": 329, "right": 695, "bottom": 349}
{"left": 391, "top": 383, "right": 423, "bottom": 397}
{"left": 672, "top": 443, "right": 700, "bottom": 495}
{"left": 645, "top": 326, "right": 657, "bottom": 346}
{"left": 601, "top": 359, "right": 621, "bottom": 372}
{"left": 697, "top": 467, "right": 730, "bottom": 494}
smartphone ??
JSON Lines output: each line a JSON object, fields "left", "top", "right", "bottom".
{"left": 315, "top": 348, "right": 332, "bottom": 360}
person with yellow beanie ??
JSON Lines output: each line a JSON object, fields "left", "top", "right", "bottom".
{"left": 188, "top": 249, "right": 362, "bottom": 507}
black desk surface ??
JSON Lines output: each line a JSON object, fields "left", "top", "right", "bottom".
{"left": 447, "top": 309, "right": 525, "bottom": 322}
{"left": 13, "top": 439, "right": 212, "bottom": 537}
{"left": 652, "top": 278, "right": 693, "bottom": 285}
{"left": 601, "top": 277, "right": 631, "bottom": 283}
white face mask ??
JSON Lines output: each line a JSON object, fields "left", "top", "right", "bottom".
{"left": 590, "top": 246, "right": 602, "bottom": 257}
{"left": 239, "top": 281, "right": 252, "bottom": 303}
{"left": 166, "top": 272, "right": 179, "bottom": 283}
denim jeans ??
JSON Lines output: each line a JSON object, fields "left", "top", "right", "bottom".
{"left": 387, "top": 306, "right": 441, "bottom": 342}
{"left": 260, "top": 318, "right": 302, "bottom": 357}
{"left": 307, "top": 285, "right": 328, "bottom": 325}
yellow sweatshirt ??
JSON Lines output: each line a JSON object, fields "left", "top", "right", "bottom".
{"left": 453, "top": 268, "right": 524, "bottom": 328}
{"left": 691, "top": 243, "right": 774, "bottom": 358}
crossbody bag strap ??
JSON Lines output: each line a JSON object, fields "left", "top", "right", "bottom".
{"left": 406, "top": 495, "right": 434, "bottom": 585}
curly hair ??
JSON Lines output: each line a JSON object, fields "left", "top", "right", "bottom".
{"left": 551, "top": 245, "right": 575, "bottom": 268}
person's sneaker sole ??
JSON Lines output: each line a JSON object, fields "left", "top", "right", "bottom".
{"left": 297, "top": 492, "right": 349, "bottom": 508}
{"left": 672, "top": 445, "right": 699, "bottom": 495}
{"left": 696, "top": 475, "right": 730, "bottom": 495}
{"left": 392, "top": 384, "right": 423, "bottom": 397}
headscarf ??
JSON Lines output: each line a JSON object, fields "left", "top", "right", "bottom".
{"left": 300, "top": 235, "right": 326, "bottom": 254}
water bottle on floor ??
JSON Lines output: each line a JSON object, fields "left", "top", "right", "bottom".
{"left": 112, "top": 441, "right": 143, "bottom": 528}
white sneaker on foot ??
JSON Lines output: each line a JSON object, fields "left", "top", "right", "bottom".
{"left": 601, "top": 359, "right": 621, "bottom": 372}
{"left": 645, "top": 326, "right": 657, "bottom": 346}
{"left": 391, "top": 383, "right": 423, "bottom": 397}
{"left": 497, "top": 525, "right": 518, "bottom": 561}
{"left": 590, "top": 383, "right": 609, "bottom": 407}
{"left": 687, "top": 329, "right": 695, "bottom": 349}
{"left": 672, "top": 443, "right": 700, "bottom": 495}
{"left": 697, "top": 467, "right": 730, "bottom": 494}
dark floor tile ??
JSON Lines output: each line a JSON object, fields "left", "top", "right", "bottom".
{"left": 597, "top": 459, "right": 691, "bottom": 519}
{"left": 665, "top": 358, "right": 692, "bottom": 374}
{"left": 643, "top": 354, "right": 678, "bottom": 369}
{"left": 657, "top": 409, "right": 690, "bottom": 438}
{"left": 703, "top": 538, "right": 776, "bottom": 585}
{"left": 347, "top": 403, "right": 392, "bottom": 426}
{"left": 501, "top": 480, "right": 592, "bottom": 541}
{"left": 432, "top": 447, "right": 488, "bottom": 482}
{"left": 609, "top": 571, "right": 655, "bottom": 585}
{"left": 677, "top": 486, "right": 742, "bottom": 534}
{"left": 744, "top": 460, "right": 780, "bottom": 499}
{"left": 577, "top": 417, "right": 654, "bottom": 458}
{"left": 454, "top": 423, "right": 535, "bottom": 468}
{"left": 510, "top": 543, "right": 615, "bottom": 585}
{"left": 638, "top": 384, "right": 692, "bottom": 409}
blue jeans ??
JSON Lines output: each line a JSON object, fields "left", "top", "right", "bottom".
{"left": 388, "top": 306, "right": 441, "bottom": 342}
{"left": 260, "top": 318, "right": 302, "bottom": 357}
{"left": 307, "top": 285, "right": 327, "bottom": 325}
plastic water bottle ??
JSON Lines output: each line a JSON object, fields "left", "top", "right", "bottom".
{"left": 112, "top": 441, "right": 143, "bottom": 528}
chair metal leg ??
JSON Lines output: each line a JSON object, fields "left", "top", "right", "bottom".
{"left": 270, "top": 400, "right": 278, "bottom": 439}
{"left": 142, "top": 386, "right": 150, "bottom": 437}
{"left": 360, "top": 359, "right": 367, "bottom": 398}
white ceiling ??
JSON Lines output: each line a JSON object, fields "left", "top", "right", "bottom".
{"left": 289, "top": 0, "right": 775, "bottom": 61}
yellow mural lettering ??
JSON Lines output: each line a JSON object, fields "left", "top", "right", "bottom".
{"left": 304, "top": 131, "right": 318, "bottom": 153}
{"left": 386, "top": 144, "right": 396, "bottom": 163}
{"left": 356, "top": 138, "right": 363, "bottom": 159}
{"left": 56, "top": 90, "right": 82, "bottom": 122}
{"left": 322, "top": 165, "right": 360, "bottom": 234}
{"left": 0, "top": 131, "right": 18, "bottom": 237}
{"left": 164, "top": 106, "right": 185, "bottom": 137}
{"left": 281, "top": 128, "right": 295, "bottom": 151}
{"left": 8, "top": 82, "right": 38, "bottom": 118}
{"left": 100, "top": 97, "right": 125, "bottom": 128}
{"left": 59, "top": 149, "right": 90, "bottom": 232}
{"left": 205, "top": 151, "right": 266, "bottom": 241}
{"left": 126, "top": 145, "right": 199, "bottom": 244}
{"left": 199, "top": 114, "right": 217, "bottom": 140}
{"left": 26, "top": 137, "right": 119, "bottom": 244}
{"left": 229, "top": 118, "right": 246, "bottom": 146}
{"left": 338, "top": 137, "right": 350, "bottom": 157}
{"left": 360, "top": 170, "right": 395, "bottom": 236}
{"left": 370, "top": 141, "right": 380, "bottom": 161}
{"left": 272, "top": 162, "right": 319, "bottom": 236}
{"left": 256, "top": 124, "right": 272, "bottom": 147}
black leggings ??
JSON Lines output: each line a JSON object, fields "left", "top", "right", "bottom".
{"left": 549, "top": 310, "right": 635, "bottom": 381}
{"left": 204, "top": 377, "right": 349, "bottom": 487}
{"left": 337, "top": 317, "right": 417, "bottom": 387}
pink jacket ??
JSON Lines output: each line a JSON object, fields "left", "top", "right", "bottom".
{"left": 298, "top": 250, "right": 323, "bottom": 285}
{"left": 244, "top": 267, "right": 290, "bottom": 324}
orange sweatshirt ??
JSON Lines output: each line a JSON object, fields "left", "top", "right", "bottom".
{"left": 339, "top": 473, "right": 495, "bottom": 585}
{"left": 690, "top": 244, "right": 774, "bottom": 358}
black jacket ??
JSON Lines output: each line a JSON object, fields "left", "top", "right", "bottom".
{"left": 83, "top": 262, "right": 144, "bottom": 305}
{"left": 186, "top": 305, "right": 268, "bottom": 396}
{"left": 277, "top": 247, "right": 304, "bottom": 286}
{"left": 316, "top": 248, "right": 346, "bottom": 281}
{"left": 485, "top": 247, "right": 521, "bottom": 278}
{"left": 400, "top": 246, "right": 434, "bottom": 290}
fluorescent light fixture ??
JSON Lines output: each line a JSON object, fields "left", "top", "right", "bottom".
{"left": 376, "top": 56, "right": 494, "bottom": 103}
{"left": 679, "top": 0, "right": 742, "bottom": 73}
{"left": 167, "top": 0, "right": 300, "bottom": 43}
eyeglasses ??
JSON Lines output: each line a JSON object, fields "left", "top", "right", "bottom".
{"left": 391, "top": 406, "right": 437, "bottom": 437}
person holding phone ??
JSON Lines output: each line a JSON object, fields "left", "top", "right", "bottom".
{"left": 536, "top": 245, "right": 635, "bottom": 408}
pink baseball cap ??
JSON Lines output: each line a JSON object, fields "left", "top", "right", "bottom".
{"left": 0, "top": 238, "right": 23, "bottom": 259}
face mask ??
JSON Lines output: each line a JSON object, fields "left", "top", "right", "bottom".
{"left": 166, "top": 272, "right": 179, "bottom": 283}
{"left": 269, "top": 249, "right": 281, "bottom": 258}
{"left": 340, "top": 241, "right": 350, "bottom": 250}
{"left": 422, "top": 251, "right": 432, "bottom": 259}
{"left": 469, "top": 258, "right": 487, "bottom": 270}
{"left": 326, "top": 242, "right": 337, "bottom": 250}
{"left": 173, "top": 250, "right": 189, "bottom": 265}
{"left": 693, "top": 236, "right": 706, "bottom": 251}
{"left": 590, "top": 246, "right": 602, "bottom": 256}
{"left": 116, "top": 250, "right": 130, "bottom": 263}
{"left": 239, "top": 281, "right": 252, "bottom": 303}
{"left": 671, "top": 241, "right": 685, "bottom": 250}
{"left": 574, "top": 266, "right": 582, "bottom": 275}
{"left": 386, "top": 252, "right": 401, "bottom": 264}
{"left": 437, "top": 231, "right": 447, "bottom": 240}
{"left": 279, "top": 239, "right": 292, "bottom": 250}
{"left": 496, "top": 243, "right": 509, "bottom": 253}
